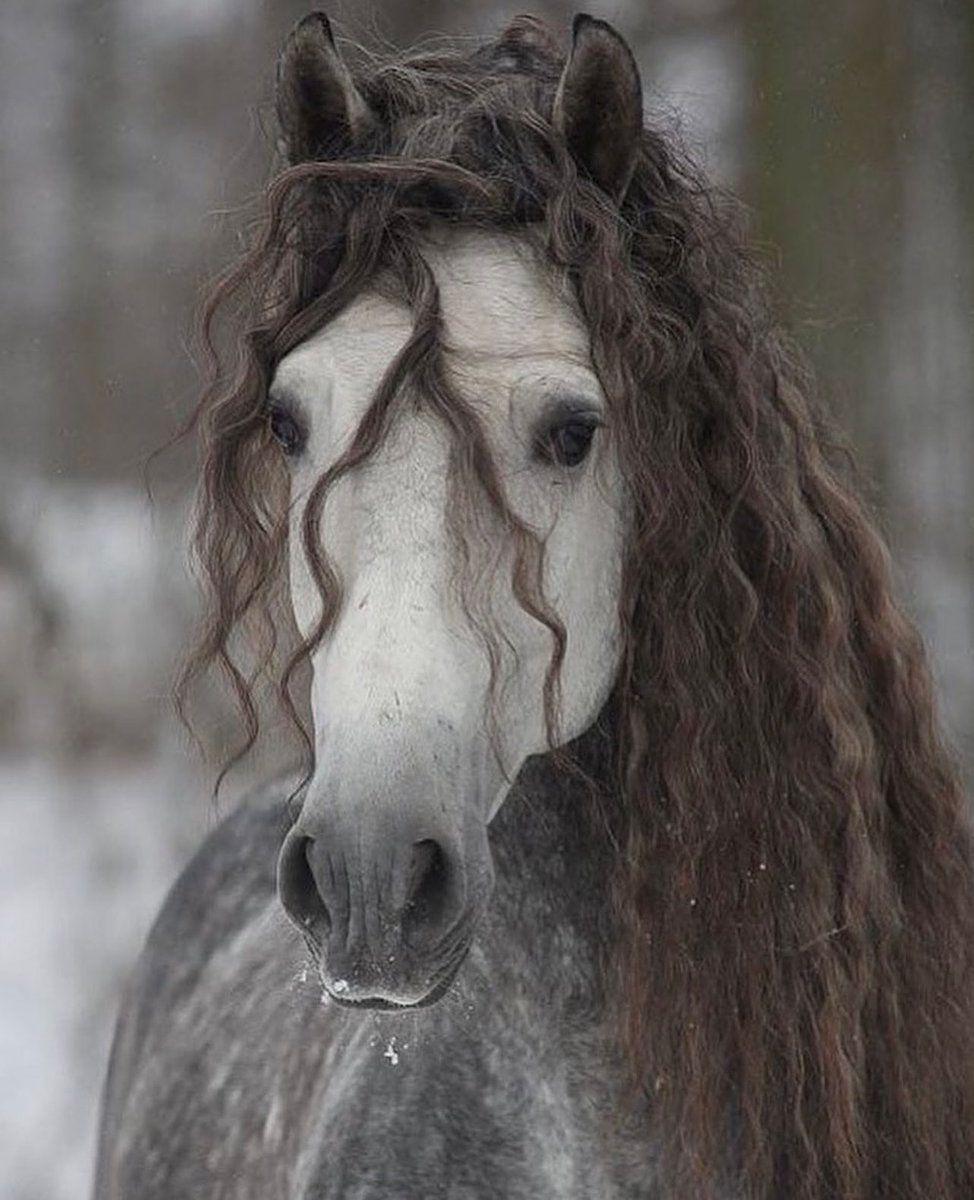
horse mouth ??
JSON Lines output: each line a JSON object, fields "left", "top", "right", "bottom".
{"left": 321, "top": 939, "right": 472, "bottom": 1010}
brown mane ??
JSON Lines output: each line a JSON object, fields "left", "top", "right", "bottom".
{"left": 177, "top": 16, "right": 974, "bottom": 1198}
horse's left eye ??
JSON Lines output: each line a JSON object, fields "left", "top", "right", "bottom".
{"left": 267, "top": 402, "right": 305, "bottom": 457}
{"left": 536, "top": 417, "right": 599, "bottom": 468}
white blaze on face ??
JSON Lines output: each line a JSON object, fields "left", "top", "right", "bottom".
{"left": 271, "top": 228, "right": 625, "bottom": 820}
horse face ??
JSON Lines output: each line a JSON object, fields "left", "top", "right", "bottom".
{"left": 274, "top": 228, "right": 625, "bottom": 1007}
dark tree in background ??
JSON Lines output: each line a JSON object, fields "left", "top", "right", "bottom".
{"left": 744, "top": 0, "right": 974, "bottom": 751}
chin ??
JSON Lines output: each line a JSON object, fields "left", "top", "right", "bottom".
{"left": 321, "top": 942, "right": 471, "bottom": 1011}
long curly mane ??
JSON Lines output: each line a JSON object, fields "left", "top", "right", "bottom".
{"left": 179, "top": 15, "right": 974, "bottom": 1198}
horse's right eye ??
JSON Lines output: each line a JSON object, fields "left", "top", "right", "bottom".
{"left": 267, "top": 402, "right": 305, "bottom": 457}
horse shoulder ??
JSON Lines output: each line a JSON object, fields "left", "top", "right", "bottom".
{"left": 92, "top": 778, "right": 306, "bottom": 1200}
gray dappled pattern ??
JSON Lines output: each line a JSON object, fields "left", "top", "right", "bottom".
{"left": 93, "top": 722, "right": 683, "bottom": 1199}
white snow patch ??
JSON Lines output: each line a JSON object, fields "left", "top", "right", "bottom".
{"left": 0, "top": 753, "right": 204, "bottom": 1200}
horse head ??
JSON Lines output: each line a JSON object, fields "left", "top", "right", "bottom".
{"left": 270, "top": 13, "right": 641, "bottom": 1007}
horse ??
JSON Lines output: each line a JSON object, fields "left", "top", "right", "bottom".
{"left": 93, "top": 12, "right": 974, "bottom": 1199}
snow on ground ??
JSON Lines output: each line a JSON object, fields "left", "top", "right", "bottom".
{"left": 0, "top": 754, "right": 205, "bottom": 1200}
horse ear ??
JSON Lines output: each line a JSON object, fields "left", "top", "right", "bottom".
{"left": 275, "top": 12, "right": 374, "bottom": 163}
{"left": 552, "top": 14, "right": 643, "bottom": 200}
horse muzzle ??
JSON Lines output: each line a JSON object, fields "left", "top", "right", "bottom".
{"left": 277, "top": 801, "right": 491, "bottom": 1008}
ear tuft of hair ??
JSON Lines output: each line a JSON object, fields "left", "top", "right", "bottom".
{"left": 275, "top": 11, "right": 374, "bottom": 164}
{"left": 493, "top": 13, "right": 564, "bottom": 68}
{"left": 552, "top": 13, "right": 643, "bottom": 200}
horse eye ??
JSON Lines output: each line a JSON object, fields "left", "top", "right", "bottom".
{"left": 536, "top": 417, "right": 599, "bottom": 468}
{"left": 267, "top": 402, "right": 305, "bottom": 457}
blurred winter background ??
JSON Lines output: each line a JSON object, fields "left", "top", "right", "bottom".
{"left": 1, "top": 0, "right": 971, "bottom": 1196}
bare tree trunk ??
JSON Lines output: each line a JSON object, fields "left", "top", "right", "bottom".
{"left": 55, "top": 0, "right": 123, "bottom": 479}
{"left": 880, "top": 0, "right": 974, "bottom": 766}
{"left": 742, "top": 0, "right": 974, "bottom": 765}
{"left": 742, "top": 0, "right": 910, "bottom": 501}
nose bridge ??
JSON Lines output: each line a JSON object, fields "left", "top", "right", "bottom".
{"left": 312, "top": 408, "right": 488, "bottom": 751}
{"left": 349, "top": 405, "right": 452, "bottom": 569}
{"left": 307, "top": 702, "right": 467, "bottom": 838}
{"left": 313, "top": 597, "right": 480, "bottom": 754}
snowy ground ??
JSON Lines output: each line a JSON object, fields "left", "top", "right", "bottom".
{"left": 0, "top": 477, "right": 287, "bottom": 1200}
{"left": 0, "top": 754, "right": 206, "bottom": 1200}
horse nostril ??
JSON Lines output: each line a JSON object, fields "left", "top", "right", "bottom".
{"left": 402, "top": 839, "right": 451, "bottom": 943}
{"left": 277, "top": 832, "right": 331, "bottom": 944}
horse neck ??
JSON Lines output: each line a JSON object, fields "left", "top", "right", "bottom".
{"left": 484, "top": 707, "right": 622, "bottom": 996}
